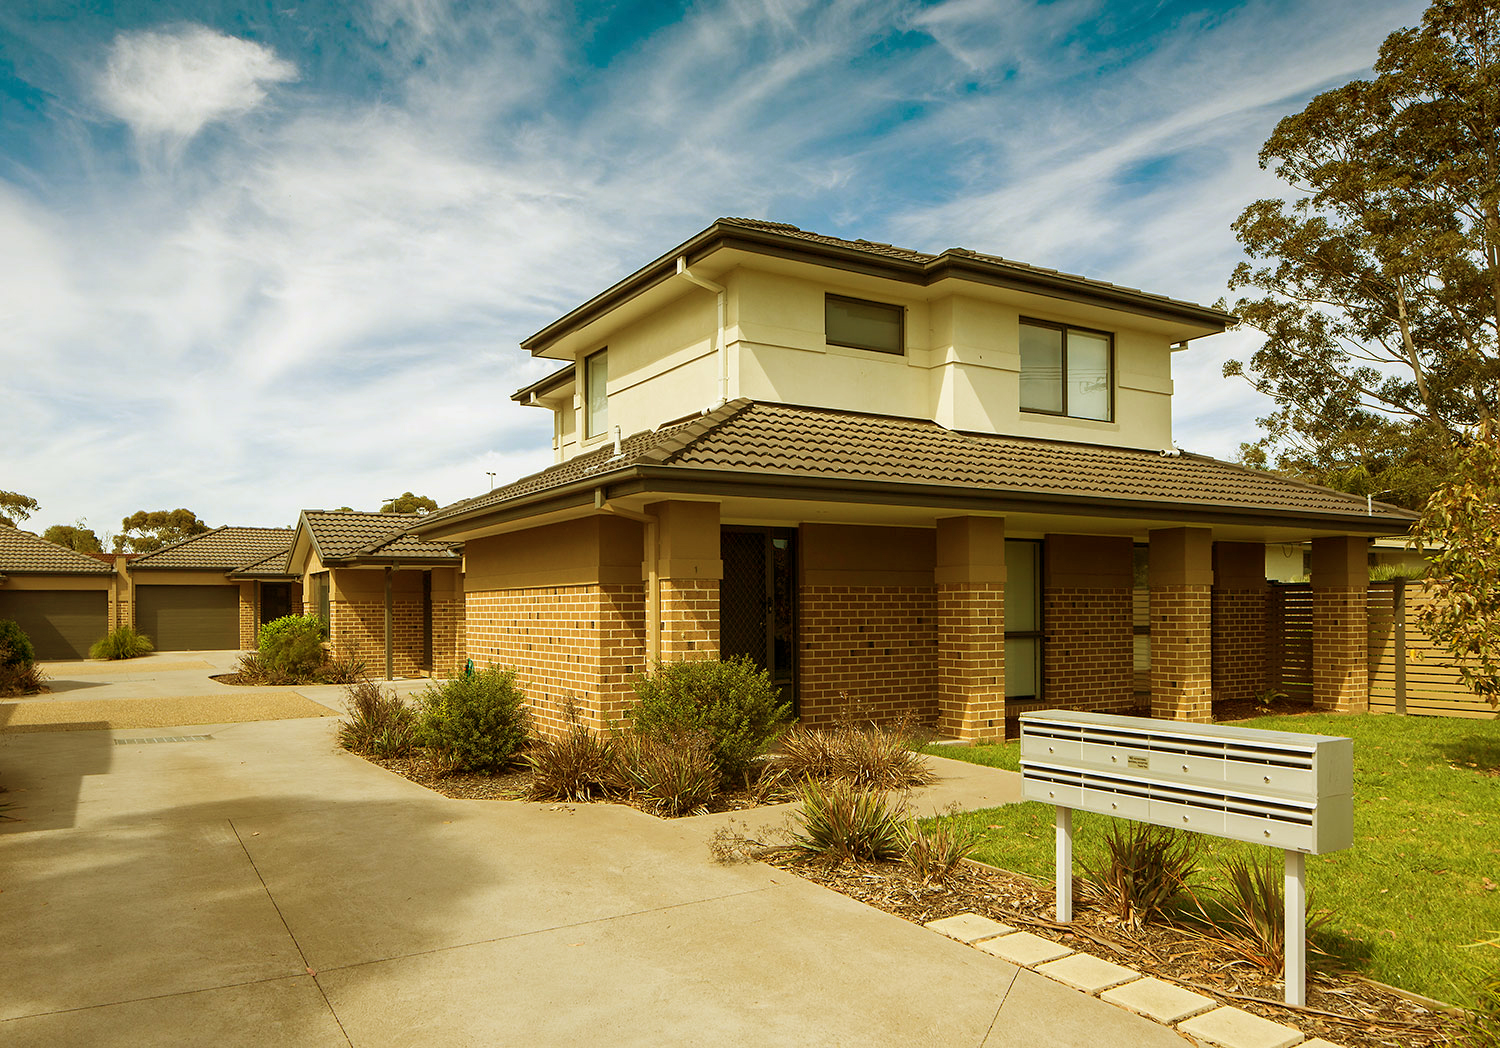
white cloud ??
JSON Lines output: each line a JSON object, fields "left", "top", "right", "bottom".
{"left": 95, "top": 25, "right": 297, "bottom": 141}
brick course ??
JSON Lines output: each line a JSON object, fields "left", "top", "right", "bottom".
{"left": 1044, "top": 587, "right": 1134, "bottom": 714}
{"left": 798, "top": 585, "right": 937, "bottom": 727}
{"left": 660, "top": 578, "right": 719, "bottom": 661}
{"left": 1211, "top": 587, "right": 1267, "bottom": 704}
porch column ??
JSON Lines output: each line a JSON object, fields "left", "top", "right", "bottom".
{"left": 1212, "top": 542, "right": 1268, "bottom": 705}
{"left": 1311, "top": 536, "right": 1368, "bottom": 712}
{"left": 936, "top": 516, "right": 1005, "bottom": 741}
{"left": 647, "top": 501, "right": 722, "bottom": 663}
{"left": 1150, "top": 527, "right": 1213, "bottom": 722}
{"left": 1044, "top": 535, "right": 1134, "bottom": 713}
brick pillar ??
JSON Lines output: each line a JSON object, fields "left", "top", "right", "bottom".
{"left": 1312, "top": 536, "right": 1368, "bottom": 712}
{"left": 1043, "top": 535, "right": 1134, "bottom": 713}
{"left": 238, "top": 581, "right": 258, "bottom": 649}
{"left": 1150, "top": 527, "right": 1213, "bottom": 722}
{"left": 936, "top": 517, "right": 1006, "bottom": 741}
{"left": 1212, "top": 542, "right": 1268, "bottom": 704}
{"left": 648, "top": 501, "right": 722, "bottom": 663}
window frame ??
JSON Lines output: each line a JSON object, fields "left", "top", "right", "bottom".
{"left": 824, "top": 293, "right": 906, "bottom": 356}
{"left": 1019, "top": 317, "right": 1115, "bottom": 422}
{"left": 583, "top": 347, "right": 608, "bottom": 440}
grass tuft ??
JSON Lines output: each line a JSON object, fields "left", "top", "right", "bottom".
{"left": 790, "top": 779, "right": 907, "bottom": 862}
{"left": 89, "top": 625, "right": 154, "bottom": 660}
{"left": 337, "top": 679, "right": 420, "bottom": 758}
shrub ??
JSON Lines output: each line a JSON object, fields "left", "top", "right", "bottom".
{"left": 628, "top": 657, "right": 791, "bottom": 782}
{"left": 1188, "top": 853, "right": 1330, "bottom": 974}
{"left": 790, "top": 779, "right": 907, "bottom": 862}
{"left": 89, "top": 625, "right": 154, "bottom": 660}
{"left": 418, "top": 666, "right": 529, "bottom": 773}
{"left": 0, "top": 660, "right": 45, "bottom": 697}
{"left": 902, "top": 814, "right": 986, "bottom": 884}
{"left": 0, "top": 619, "right": 36, "bottom": 668}
{"left": 1080, "top": 822, "right": 1200, "bottom": 928}
{"left": 337, "top": 679, "right": 420, "bottom": 758}
{"left": 527, "top": 722, "right": 620, "bottom": 802}
{"left": 256, "top": 615, "right": 327, "bottom": 681}
{"left": 772, "top": 715, "right": 934, "bottom": 790}
{"left": 612, "top": 729, "right": 721, "bottom": 816}
{"left": 320, "top": 652, "right": 367, "bottom": 685}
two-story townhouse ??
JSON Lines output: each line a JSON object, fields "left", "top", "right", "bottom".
{"left": 413, "top": 218, "right": 1414, "bottom": 739}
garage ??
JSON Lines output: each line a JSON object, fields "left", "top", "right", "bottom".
{"left": 134, "top": 585, "right": 239, "bottom": 651}
{"left": 0, "top": 590, "right": 109, "bottom": 660}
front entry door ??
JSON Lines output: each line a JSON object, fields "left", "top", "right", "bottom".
{"left": 720, "top": 527, "right": 797, "bottom": 711}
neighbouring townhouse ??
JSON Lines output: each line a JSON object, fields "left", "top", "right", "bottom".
{"left": 0, "top": 528, "right": 121, "bottom": 659}
{"left": 411, "top": 218, "right": 1416, "bottom": 739}
{"left": 281, "top": 511, "right": 464, "bottom": 679}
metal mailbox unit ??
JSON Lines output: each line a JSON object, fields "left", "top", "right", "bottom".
{"left": 1019, "top": 710, "right": 1353, "bottom": 1006}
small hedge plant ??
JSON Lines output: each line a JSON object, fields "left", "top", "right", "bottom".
{"left": 0, "top": 619, "right": 37, "bottom": 668}
{"left": 256, "top": 615, "right": 327, "bottom": 680}
{"left": 90, "top": 625, "right": 154, "bottom": 660}
{"left": 627, "top": 657, "right": 791, "bottom": 783}
{"left": 418, "top": 666, "right": 530, "bottom": 772}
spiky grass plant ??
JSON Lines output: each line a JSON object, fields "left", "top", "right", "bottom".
{"left": 526, "top": 722, "right": 620, "bottom": 802}
{"left": 771, "top": 714, "right": 934, "bottom": 790}
{"left": 1080, "top": 821, "right": 1200, "bottom": 928}
{"left": 790, "top": 779, "right": 908, "bottom": 862}
{"left": 902, "top": 814, "right": 986, "bottom": 884}
{"left": 337, "top": 679, "right": 420, "bottom": 758}
{"left": 88, "top": 624, "right": 154, "bottom": 660}
{"left": 612, "top": 729, "right": 720, "bottom": 817}
{"left": 1188, "top": 853, "right": 1330, "bottom": 974}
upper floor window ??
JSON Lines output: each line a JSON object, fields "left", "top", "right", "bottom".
{"left": 1020, "top": 319, "right": 1112, "bottom": 421}
{"left": 584, "top": 348, "right": 608, "bottom": 438}
{"left": 826, "top": 294, "right": 903, "bottom": 355}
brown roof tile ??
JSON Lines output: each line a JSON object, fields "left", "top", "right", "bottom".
{"left": 228, "top": 548, "right": 296, "bottom": 578}
{"left": 130, "top": 526, "right": 293, "bottom": 570}
{"left": 303, "top": 511, "right": 460, "bottom": 563}
{"left": 0, "top": 528, "right": 116, "bottom": 575}
{"left": 418, "top": 401, "right": 1416, "bottom": 531}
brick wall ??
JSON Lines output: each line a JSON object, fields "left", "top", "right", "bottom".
{"left": 330, "top": 598, "right": 426, "bottom": 678}
{"left": 937, "top": 581, "right": 1005, "bottom": 739}
{"left": 1212, "top": 587, "right": 1267, "bottom": 704}
{"left": 1314, "top": 588, "right": 1368, "bottom": 712}
{"left": 659, "top": 578, "right": 718, "bottom": 661}
{"left": 431, "top": 596, "right": 464, "bottom": 676}
{"left": 466, "top": 584, "right": 646, "bottom": 738}
{"left": 1151, "top": 586, "right": 1213, "bottom": 721}
{"left": 238, "top": 586, "right": 257, "bottom": 650}
{"left": 798, "top": 585, "right": 937, "bottom": 727}
{"left": 1043, "top": 586, "right": 1134, "bottom": 713}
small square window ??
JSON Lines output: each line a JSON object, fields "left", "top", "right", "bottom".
{"left": 1020, "top": 319, "right": 1113, "bottom": 421}
{"left": 584, "top": 349, "right": 608, "bottom": 438}
{"left": 826, "top": 294, "right": 903, "bottom": 355}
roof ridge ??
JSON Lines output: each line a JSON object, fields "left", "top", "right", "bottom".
{"left": 129, "top": 523, "right": 228, "bottom": 564}
{"left": 633, "top": 400, "right": 755, "bottom": 466}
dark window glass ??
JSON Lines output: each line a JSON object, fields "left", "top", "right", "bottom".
{"left": 826, "top": 294, "right": 903, "bottom": 354}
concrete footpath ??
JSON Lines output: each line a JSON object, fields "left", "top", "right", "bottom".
{"left": 0, "top": 660, "right": 1189, "bottom": 1047}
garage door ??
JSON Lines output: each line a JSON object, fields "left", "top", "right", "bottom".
{"left": 135, "top": 585, "right": 239, "bottom": 651}
{"left": 0, "top": 590, "right": 109, "bottom": 660}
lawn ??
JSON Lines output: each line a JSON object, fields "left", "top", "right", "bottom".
{"left": 925, "top": 713, "right": 1500, "bottom": 1008}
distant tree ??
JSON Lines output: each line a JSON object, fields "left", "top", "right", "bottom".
{"left": 0, "top": 490, "right": 39, "bottom": 528}
{"left": 113, "top": 509, "right": 211, "bottom": 553}
{"left": 1225, "top": 0, "right": 1500, "bottom": 508}
{"left": 43, "top": 524, "right": 103, "bottom": 553}
{"left": 333, "top": 506, "right": 355, "bottom": 512}
{"left": 1412, "top": 419, "right": 1500, "bottom": 706}
{"left": 379, "top": 492, "right": 437, "bottom": 515}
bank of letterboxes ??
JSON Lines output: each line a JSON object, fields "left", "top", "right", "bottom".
{"left": 1019, "top": 710, "right": 1353, "bottom": 854}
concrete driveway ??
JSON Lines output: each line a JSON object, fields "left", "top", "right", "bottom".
{"left": 0, "top": 708, "right": 1188, "bottom": 1045}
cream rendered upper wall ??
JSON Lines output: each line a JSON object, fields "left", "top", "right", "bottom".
{"left": 550, "top": 259, "right": 1182, "bottom": 461}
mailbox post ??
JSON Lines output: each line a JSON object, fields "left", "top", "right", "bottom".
{"left": 1020, "top": 710, "right": 1353, "bottom": 1007}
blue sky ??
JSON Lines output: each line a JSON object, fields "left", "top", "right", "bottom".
{"left": 0, "top": 0, "right": 1428, "bottom": 540}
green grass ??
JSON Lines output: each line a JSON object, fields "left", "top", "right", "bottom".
{"left": 926, "top": 714, "right": 1500, "bottom": 1008}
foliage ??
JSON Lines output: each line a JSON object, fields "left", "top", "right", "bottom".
{"left": 0, "top": 490, "right": 39, "bottom": 528}
{"left": 771, "top": 716, "right": 934, "bottom": 790}
{"left": 526, "top": 722, "right": 621, "bottom": 802}
{"left": 1187, "top": 853, "right": 1331, "bottom": 975}
{"left": 379, "top": 492, "right": 438, "bottom": 515}
{"left": 89, "top": 625, "right": 154, "bottom": 660}
{"left": 42, "top": 524, "right": 103, "bottom": 552}
{"left": 941, "top": 713, "right": 1500, "bottom": 1008}
{"left": 256, "top": 615, "right": 328, "bottom": 681}
{"left": 337, "top": 680, "right": 420, "bottom": 758}
{"left": 0, "top": 619, "right": 37, "bottom": 668}
{"left": 789, "top": 779, "right": 908, "bottom": 862}
{"left": 901, "top": 813, "right": 986, "bottom": 884}
{"left": 627, "top": 657, "right": 791, "bottom": 782}
{"left": 1079, "top": 822, "right": 1200, "bottom": 928}
{"left": 1461, "top": 933, "right": 1500, "bottom": 1048}
{"left": 113, "top": 508, "right": 210, "bottom": 553}
{"left": 417, "top": 666, "right": 529, "bottom": 773}
{"left": 1413, "top": 419, "right": 1500, "bottom": 705}
{"left": 0, "top": 660, "right": 46, "bottom": 697}
{"left": 1224, "top": 0, "right": 1500, "bottom": 508}
{"left": 319, "top": 652, "right": 368, "bottom": 685}
{"left": 611, "top": 728, "right": 721, "bottom": 816}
